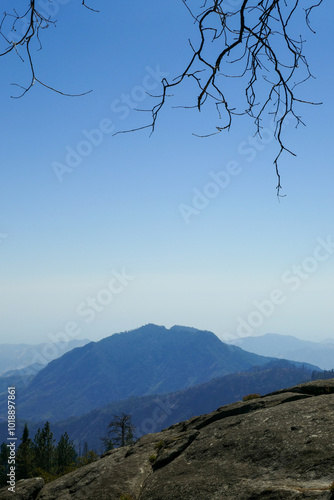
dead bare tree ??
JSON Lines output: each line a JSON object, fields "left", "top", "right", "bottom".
{"left": 0, "top": 1, "right": 325, "bottom": 195}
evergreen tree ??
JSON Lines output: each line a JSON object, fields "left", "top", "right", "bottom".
{"left": 100, "top": 436, "right": 114, "bottom": 453}
{"left": 16, "top": 423, "right": 35, "bottom": 480}
{"left": 125, "top": 426, "right": 135, "bottom": 446}
{"left": 34, "top": 421, "right": 56, "bottom": 474}
{"left": 76, "top": 450, "right": 99, "bottom": 467}
{"left": 56, "top": 432, "right": 76, "bottom": 474}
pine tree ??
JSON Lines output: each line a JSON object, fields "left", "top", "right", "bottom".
{"left": 76, "top": 450, "right": 99, "bottom": 467}
{"left": 106, "top": 413, "right": 136, "bottom": 448}
{"left": 56, "top": 432, "right": 76, "bottom": 474}
{"left": 34, "top": 421, "right": 56, "bottom": 474}
{"left": 100, "top": 436, "right": 114, "bottom": 453}
{"left": 16, "top": 423, "right": 35, "bottom": 480}
{"left": 125, "top": 427, "right": 135, "bottom": 446}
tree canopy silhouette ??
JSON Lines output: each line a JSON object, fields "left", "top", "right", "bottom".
{"left": 106, "top": 413, "right": 136, "bottom": 449}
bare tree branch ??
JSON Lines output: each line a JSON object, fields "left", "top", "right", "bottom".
{"left": 0, "top": 1, "right": 95, "bottom": 98}
{"left": 0, "top": 1, "right": 325, "bottom": 195}
{"left": 130, "top": 0, "right": 324, "bottom": 196}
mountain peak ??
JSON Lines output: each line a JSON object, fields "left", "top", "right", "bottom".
{"left": 170, "top": 325, "right": 201, "bottom": 333}
{"left": 16, "top": 324, "right": 274, "bottom": 422}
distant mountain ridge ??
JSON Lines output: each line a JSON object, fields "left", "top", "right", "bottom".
{"left": 0, "top": 338, "right": 90, "bottom": 375}
{"left": 229, "top": 333, "right": 334, "bottom": 370}
{"left": 45, "top": 360, "right": 315, "bottom": 451}
{"left": 0, "top": 360, "right": 315, "bottom": 451}
{"left": 8, "top": 324, "right": 319, "bottom": 423}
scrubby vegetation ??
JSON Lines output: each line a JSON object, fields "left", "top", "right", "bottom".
{"left": 242, "top": 393, "right": 261, "bottom": 401}
{"left": 154, "top": 440, "right": 164, "bottom": 451}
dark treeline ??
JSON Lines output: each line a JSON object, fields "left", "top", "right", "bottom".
{"left": 0, "top": 422, "right": 98, "bottom": 485}
{"left": 311, "top": 369, "right": 334, "bottom": 381}
{"left": 0, "top": 413, "right": 136, "bottom": 486}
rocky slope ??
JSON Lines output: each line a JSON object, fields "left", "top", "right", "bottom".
{"left": 2, "top": 379, "right": 334, "bottom": 499}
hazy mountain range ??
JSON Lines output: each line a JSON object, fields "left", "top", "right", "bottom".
{"left": 10, "top": 324, "right": 286, "bottom": 422}
{"left": 229, "top": 333, "right": 334, "bottom": 370}
{"left": 0, "top": 324, "right": 323, "bottom": 451}
{"left": 44, "top": 359, "right": 315, "bottom": 451}
{"left": 0, "top": 360, "right": 315, "bottom": 452}
{"left": 0, "top": 338, "right": 90, "bottom": 375}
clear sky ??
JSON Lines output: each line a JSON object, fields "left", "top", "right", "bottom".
{"left": 0, "top": 1, "right": 333, "bottom": 345}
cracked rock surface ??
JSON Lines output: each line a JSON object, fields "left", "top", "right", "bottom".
{"left": 0, "top": 477, "right": 44, "bottom": 499}
{"left": 1, "top": 379, "right": 334, "bottom": 499}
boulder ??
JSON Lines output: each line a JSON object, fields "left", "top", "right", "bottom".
{"left": 0, "top": 477, "right": 44, "bottom": 499}
{"left": 1, "top": 379, "right": 334, "bottom": 499}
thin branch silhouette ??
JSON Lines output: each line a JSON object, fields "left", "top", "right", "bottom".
{"left": 0, "top": 1, "right": 96, "bottom": 98}
{"left": 0, "top": 1, "right": 325, "bottom": 195}
{"left": 124, "top": 0, "right": 324, "bottom": 196}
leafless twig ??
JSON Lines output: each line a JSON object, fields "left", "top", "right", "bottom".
{"left": 132, "top": 0, "right": 324, "bottom": 196}
{"left": 0, "top": 1, "right": 96, "bottom": 98}
{"left": 0, "top": 1, "right": 325, "bottom": 195}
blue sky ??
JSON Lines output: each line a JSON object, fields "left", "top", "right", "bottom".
{"left": 0, "top": 1, "right": 333, "bottom": 345}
